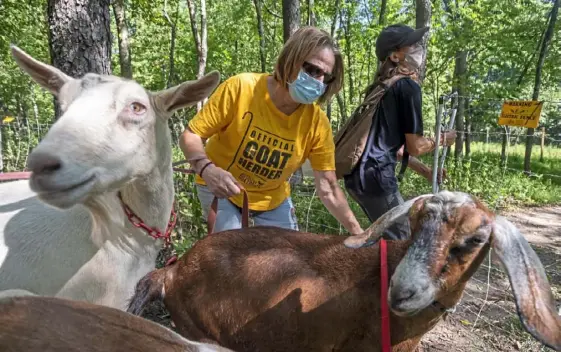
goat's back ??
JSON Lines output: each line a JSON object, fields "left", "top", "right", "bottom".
{"left": 178, "top": 226, "right": 368, "bottom": 289}
{"left": 0, "top": 296, "right": 233, "bottom": 352}
{"left": 159, "top": 226, "right": 395, "bottom": 351}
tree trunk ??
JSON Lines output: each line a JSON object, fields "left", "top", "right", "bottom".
{"left": 464, "top": 99, "right": 471, "bottom": 157}
{"left": 500, "top": 126, "right": 510, "bottom": 166}
{"left": 415, "top": 0, "right": 431, "bottom": 83}
{"left": 15, "top": 99, "right": 24, "bottom": 168}
{"left": 48, "top": 0, "right": 112, "bottom": 118}
{"left": 378, "top": 0, "right": 387, "bottom": 25}
{"left": 540, "top": 126, "right": 545, "bottom": 162}
{"left": 163, "top": 0, "right": 178, "bottom": 88}
{"left": 253, "top": 0, "right": 266, "bottom": 72}
{"left": 516, "top": 24, "right": 546, "bottom": 88}
{"left": 187, "top": 0, "right": 208, "bottom": 111}
{"left": 326, "top": 0, "right": 340, "bottom": 120}
{"left": 330, "top": 0, "right": 340, "bottom": 38}
{"left": 0, "top": 122, "right": 3, "bottom": 172}
{"left": 524, "top": 0, "right": 559, "bottom": 173}
{"left": 282, "top": 0, "right": 300, "bottom": 42}
{"left": 112, "top": 0, "right": 132, "bottom": 79}
{"left": 344, "top": 4, "right": 354, "bottom": 106}
{"left": 453, "top": 50, "right": 467, "bottom": 158}
{"left": 30, "top": 88, "right": 42, "bottom": 138}
{"left": 336, "top": 93, "right": 346, "bottom": 122}
{"left": 307, "top": 0, "right": 315, "bottom": 26}
{"left": 375, "top": 0, "right": 388, "bottom": 71}
{"left": 199, "top": 0, "right": 208, "bottom": 109}
{"left": 283, "top": 0, "right": 301, "bottom": 184}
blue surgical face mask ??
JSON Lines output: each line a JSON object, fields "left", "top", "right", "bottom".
{"left": 288, "top": 69, "right": 327, "bottom": 104}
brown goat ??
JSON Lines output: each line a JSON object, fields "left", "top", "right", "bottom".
{"left": 0, "top": 296, "right": 235, "bottom": 352}
{"left": 127, "top": 191, "right": 561, "bottom": 352}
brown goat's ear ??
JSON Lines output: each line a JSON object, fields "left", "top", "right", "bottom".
{"left": 492, "top": 216, "right": 561, "bottom": 350}
{"left": 153, "top": 71, "right": 220, "bottom": 114}
{"left": 10, "top": 45, "right": 71, "bottom": 96}
{"left": 344, "top": 194, "right": 430, "bottom": 248}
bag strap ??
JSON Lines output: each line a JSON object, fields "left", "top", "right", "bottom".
{"left": 384, "top": 73, "right": 411, "bottom": 182}
{"left": 397, "top": 149, "right": 409, "bottom": 182}
{"left": 361, "top": 73, "right": 410, "bottom": 171}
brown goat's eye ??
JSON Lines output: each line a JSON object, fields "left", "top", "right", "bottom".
{"left": 130, "top": 102, "right": 146, "bottom": 114}
{"left": 449, "top": 246, "right": 462, "bottom": 257}
{"left": 465, "top": 236, "right": 485, "bottom": 246}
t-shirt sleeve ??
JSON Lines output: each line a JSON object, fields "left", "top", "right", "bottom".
{"left": 396, "top": 79, "right": 424, "bottom": 135}
{"left": 308, "top": 111, "right": 336, "bottom": 171}
{"left": 188, "top": 76, "right": 238, "bottom": 138}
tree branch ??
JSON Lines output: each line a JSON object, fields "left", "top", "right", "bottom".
{"left": 186, "top": 0, "right": 201, "bottom": 55}
{"left": 516, "top": 15, "right": 549, "bottom": 87}
{"left": 330, "top": 0, "right": 340, "bottom": 38}
{"left": 263, "top": 1, "right": 282, "bottom": 19}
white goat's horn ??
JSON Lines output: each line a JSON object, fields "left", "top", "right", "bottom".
{"left": 344, "top": 194, "right": 432, "bottom": 249}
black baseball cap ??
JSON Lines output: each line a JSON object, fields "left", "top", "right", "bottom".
{"left": 375, "top": 24, "right": 429, "bottom": 61}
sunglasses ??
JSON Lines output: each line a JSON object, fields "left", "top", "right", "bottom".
{"left": 302, "top": 61, "right": 335, "bottom": 84}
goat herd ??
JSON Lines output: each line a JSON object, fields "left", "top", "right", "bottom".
{"left": 0, "top": 46, "right": 560, "bottom": 352}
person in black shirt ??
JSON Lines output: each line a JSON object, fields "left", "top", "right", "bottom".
{"left": 344, "top": 24, "right": 456, "bottom": 240}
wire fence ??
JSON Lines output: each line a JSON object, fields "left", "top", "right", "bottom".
{"left": 414, "top": 94, "right": 561, "bottom": 351}
{"left": 1, "top": 95, "right": 560, "bottom": 351}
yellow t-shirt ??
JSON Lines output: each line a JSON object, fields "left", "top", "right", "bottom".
{"left": 188, "top": 73, "right": 335, "bottom": 211}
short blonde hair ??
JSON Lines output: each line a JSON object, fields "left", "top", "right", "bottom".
{"left": 273, "top": 26, "right": 344, "bottom": 104}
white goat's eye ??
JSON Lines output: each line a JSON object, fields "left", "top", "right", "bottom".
{"left": 130, "top": 102, "right": 146, "bottom": 114}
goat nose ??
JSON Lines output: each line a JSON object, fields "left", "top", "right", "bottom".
{"left": 27, "top": 151, "right": 63, "bottom": 175}
{"left": 391, "top": 289, "right": 417, "bottom": 305}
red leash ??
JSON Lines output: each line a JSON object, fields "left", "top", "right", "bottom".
{"left": 380, "top": 238, "right": 392, "bottom": 352}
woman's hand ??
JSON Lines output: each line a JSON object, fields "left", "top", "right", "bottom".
{"left": 440, "top": 130, "right": 457, "bottom": 147}
{"left": 180, "top": 127, "right": 242, "bottom": 199}
{"left": 201, "top": 164, "right": 242, "bottom": 198}
{"left": 419, "top": 167, "right": 447, "bottom": 184}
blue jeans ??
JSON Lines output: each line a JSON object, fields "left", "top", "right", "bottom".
{"left": 196, "top": 184, "right": 299, "bottom": 233}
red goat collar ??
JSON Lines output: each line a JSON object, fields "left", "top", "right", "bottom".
{"left": 380, "top": 238, "right": 392, "bottom": 352}
{"left": 117, "top": 191, "right": 177, "bottom": 248}
{"left": 0, "top": 172, "right": 179, "bottom": 263}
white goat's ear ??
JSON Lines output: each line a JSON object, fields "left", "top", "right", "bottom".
{"left": 492, "top": 216, "right": 561, "bottom": 350}
{"left": 153, "top": 71, "right": 220, "bottom": 114}
{"left": 10, "top": 45, "right": 71, "bottom": 96}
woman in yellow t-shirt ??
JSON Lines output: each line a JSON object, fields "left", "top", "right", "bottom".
{"left": 179, "top": 26, "right": 363, "bottom": 235}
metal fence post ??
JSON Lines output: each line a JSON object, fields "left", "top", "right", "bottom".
{"left": 439, "top": 95, "right": 458, "bottom": 184}
{"left": 432, "top": 95, "right": 444, "bottom": 194}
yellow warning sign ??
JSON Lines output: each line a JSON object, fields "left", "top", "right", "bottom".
{"left": 1, "top": 116, "right": 15, "bottom": 124}
{"left": 498, "top": 100, "right": 543, "bottom": 128}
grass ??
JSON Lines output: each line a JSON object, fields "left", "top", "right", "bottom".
{"left": 414, "top": 141, "right": 561, "bottom": 208}
{"left": 469, "top": 142, "right": 561, "bottom": 185}
{"left": 167, "top": 141, "right": 561, "bottom": 242}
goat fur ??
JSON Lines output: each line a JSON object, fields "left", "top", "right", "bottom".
{"left": 0, "top": 295, "right": 235, "bottom": 352}
{"left": 0, "top": 45, "right": 220, "bottom": 310}
{"left": 127, "top": 191, "right": 561, "bottom": 352}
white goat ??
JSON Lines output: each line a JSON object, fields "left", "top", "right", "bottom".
{"left": 0, "top": 46, "right": 220, "bottom": 310}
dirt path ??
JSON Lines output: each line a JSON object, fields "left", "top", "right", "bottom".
{"left": 420, "top": 205, "right": 561, "bottom": 352}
